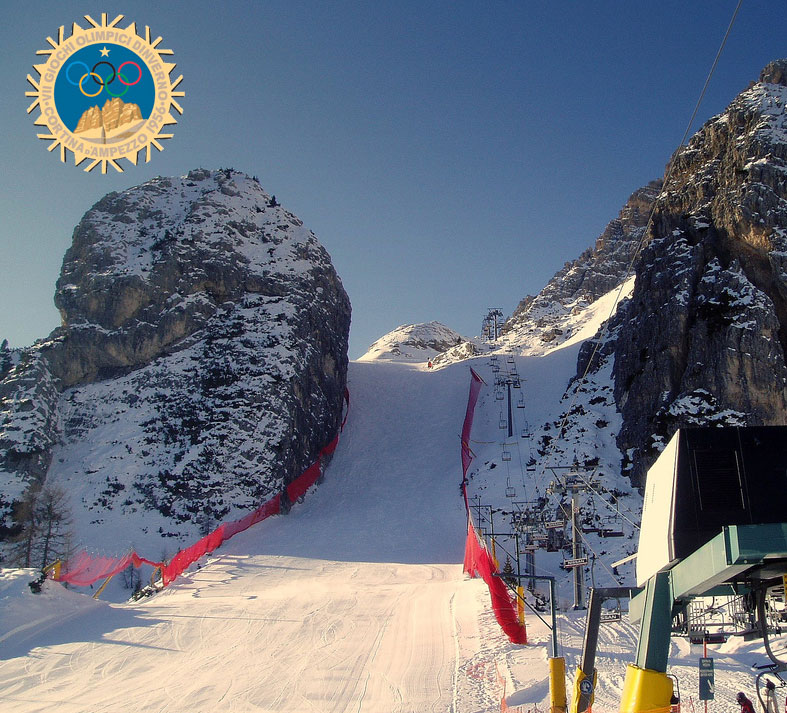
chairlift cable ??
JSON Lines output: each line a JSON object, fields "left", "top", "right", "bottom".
{"left": 538, "top": 0, "right": 745, "bottom": 488}
{"left": 570, "top": 469, "right": 641, "bottom": 532}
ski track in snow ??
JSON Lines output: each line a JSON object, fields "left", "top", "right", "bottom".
{"left": 0, "top": 339, "right": 778, "bottom": 711}
{"left": 0, "top": 361, "right": 506, "bottom": 713}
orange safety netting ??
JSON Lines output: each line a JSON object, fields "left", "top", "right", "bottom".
{"left": 56, "top": 390, "right": 349, "bottom": 589}
{"left": 463, "top": 518, "right": 527, "bottom": 645}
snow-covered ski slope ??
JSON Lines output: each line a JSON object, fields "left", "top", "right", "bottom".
{"left": 1, "top": 288, "right": 781, "bottom": 712}
{"left": 0, "top": 361, "right": 517, "bottom": 713}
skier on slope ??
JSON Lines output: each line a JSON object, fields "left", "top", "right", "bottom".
{"left": 737, "top": 691, "right": 756, "bottom": 713}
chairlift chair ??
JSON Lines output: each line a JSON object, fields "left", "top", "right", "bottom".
{"left": 495, "top": 390, "right": 504, "bottom": 400}
{"left": 505, "top": 478, "right": 516, "bottom": 498}
{"left": 600, "top": 599, "right": 623, "bottom": 623}
{"left": 599, "top": 514, "right": 624, "bottom": 538}
{"left": 499, "top": 417, "right": 507, "bottom": 429}
{"left": 517, "top": 395, "right": 525, "bottom": 409}
{"left": 502, "top": 448, "right": 512, "bottom": 462}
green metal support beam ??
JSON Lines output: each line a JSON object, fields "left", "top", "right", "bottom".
{"left": 634, "top": 571, "right": 673, "bottom": 672}
{"left": 670, "top": 524, "right": 787, "bottom": 601}
{"left": 628, "top": 523, "right": 787, "bottom": 677}
{"left": 630, "top": 524, "right": 787, "bottom": 626}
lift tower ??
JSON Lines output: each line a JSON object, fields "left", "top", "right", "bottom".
{"left": 623, "top": 426, "right": 787, "bottom": 713}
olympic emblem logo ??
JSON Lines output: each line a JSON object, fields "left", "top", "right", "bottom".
{"left": 26, "top": 13, "right": 184, "bottom": 174}
{"left": 66, "top": 60, "right": 143, "bottom": 98}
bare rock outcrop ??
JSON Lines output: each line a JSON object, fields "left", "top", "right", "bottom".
{"left": 612, "top": 61, "right": 787, "bottom": 482}
{"left": 0, "top": 169, "right": 350, "bottom": 548}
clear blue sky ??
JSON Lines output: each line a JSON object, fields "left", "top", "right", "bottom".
{"left": 1, "top": 2, "right": 785, "bottom": 359}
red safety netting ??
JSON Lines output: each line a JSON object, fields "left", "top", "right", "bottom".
{"left": 162, "top": 524, "right": 227, "bottom": 586}
{"left": 463, "top": 518, "right": 527, "bottom": 645}
{"left": 55, "top": 389, "right": 349, "bottom": 589}
{"left": 223, "top": 494, "right": 281, "bottom": 540}
{"left": 460, "top": 367, "right": 485, "bottom": 510}
{"left": 60, "top": 550, "right": 134, "bottom": 587}
{"left": 320, "top": 433, "right": 339, "bottom": 457}
{"left": 286, "top": 461, "right": 322, "bottom": 503}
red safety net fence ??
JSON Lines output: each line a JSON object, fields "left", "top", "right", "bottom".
{"left": 464, "top": 518, "right": 527, "bottom": 645}
{"left": 459, "top": 366, "right": 527, "bottom": 645}
{"left": 56, "top": 390, "right": 349, "bottom": 589}
{"left": 460, "top": 367, "right": 485, "bottom": 510}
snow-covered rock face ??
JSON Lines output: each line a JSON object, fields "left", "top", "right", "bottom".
{"left": 358, "top": 321, "right": 469, "bottom": 363}
{"left": 0, "top": 168, "right": 350, "bottom": 552}
{"left": 499, "top": 61, "right": 787, "bottom": 487}
{"left": 613, "top": 62, "right": 787, "bottom": 482}
{"left": 503, "top": 182, "right": 661, "bottom": 355}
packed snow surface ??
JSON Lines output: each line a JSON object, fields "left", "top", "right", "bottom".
{"left": 0, "top": 282, "right": 779, "bottom": 711}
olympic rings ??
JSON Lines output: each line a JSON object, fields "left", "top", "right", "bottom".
{"left": 65, "top": 61, "right": 90, "bottom": 86}
{"left": 117, "top": 61, "right": 142, "bottom": 86}
{"left": 78, "top": 72, "right": 104, "bottom": 98}
{"left": 104, "top": 73, "right": 130, "bottom": 98}
{"left": 91, "top": 61, "right": 116, "bottom": 86}
{"left": 65, "top": 58, "right": 145, "bottom": 97}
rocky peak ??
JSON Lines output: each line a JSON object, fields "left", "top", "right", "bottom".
{"left": 1, "top": 169, "right": 351, "bottom": 551}
{"left": 358, "top": 321, "right": 468, "bottom": 362}
{"left": 74, "top": 97, "right": 142, "bottom": 134}
{"left": 760, "top": 59, "right": 787, "bottom": 87}
{"left": 502, "top": 181, "right": 660, "bottom": 353}
{"left": 611, "top": 61, "right": 787, "bottom": 482}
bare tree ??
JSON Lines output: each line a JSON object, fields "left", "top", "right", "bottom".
{"left": 11, "top": 484, "right": 74, "bottom": 569}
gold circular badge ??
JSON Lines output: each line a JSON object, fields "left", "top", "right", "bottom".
{"left": 26, "top": 13, "right": 184, "bottom": 173}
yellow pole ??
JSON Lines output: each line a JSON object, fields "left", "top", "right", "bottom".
{"left": 549, "top": 657, "right": 568, "bottom": 713}
{"left": 491, "top": 537, "right": 499, "bottom": 569}
{"left": 92, "top": 573, "right": 115, "bottom": 600}
{"left": 619, "top": 664, "right": 673, "bottom": 713}
{"left": 43, "top": 560, "right": 62, "bottom": 580}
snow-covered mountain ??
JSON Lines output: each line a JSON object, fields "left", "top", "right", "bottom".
{"left": 358, "top": 321, "right": 475, "bottom": 364}
{"left": 0, "top": 169, "right": 350, "bottom": 561}
{"left": 503, "top": 181, "right": 660, "bottom": 356}
{"left": 4, "top": 61, "right": 787, "bottom": 713}
{"left": 493, "top": 59, "right": 787, "bottom": 485}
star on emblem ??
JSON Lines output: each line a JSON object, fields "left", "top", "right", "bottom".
{"left": 99, "top": 46, "right": 110, "bottom": 56}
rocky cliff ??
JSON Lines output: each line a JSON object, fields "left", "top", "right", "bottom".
{"left": 501, "top": 60, "right": 787, "bottom": 487}
{"left": 0, "top": 169, "right": 350, "bottom": 554}
{"left": 611, "top": 60, "right": 787, "bottom": 482}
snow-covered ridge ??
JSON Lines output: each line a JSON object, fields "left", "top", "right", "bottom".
{"left": 358, "top": 321, "right": 470, "bottom": 363}
{"left": 496, "top": 276, "right": 635, "bottom": 358}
